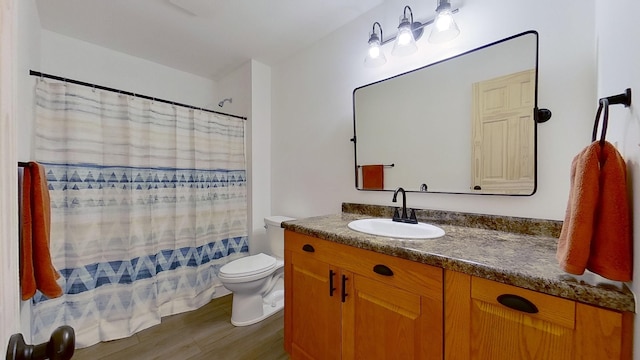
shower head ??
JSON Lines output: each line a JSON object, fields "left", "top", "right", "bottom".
{"left": 218, "top": 98, "right": 232, "bottom": 107}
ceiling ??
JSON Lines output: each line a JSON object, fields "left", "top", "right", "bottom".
{"left": 35, "top": 0, "right": 384, "bottom": 80}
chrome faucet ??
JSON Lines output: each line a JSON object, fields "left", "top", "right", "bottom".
{"left": 392, "top": 187, "right": 418, "bottom": 224}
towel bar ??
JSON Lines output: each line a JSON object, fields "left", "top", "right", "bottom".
{"left": 357, "top": 163, "right": 394, "bottom": 168}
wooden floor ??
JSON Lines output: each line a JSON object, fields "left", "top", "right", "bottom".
{"left": 71, "top": 294, "right": 288, "bottom": 360}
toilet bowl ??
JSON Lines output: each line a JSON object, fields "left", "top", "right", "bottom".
{"left": 218, "top": 216, "right": 294, "bottom": 326}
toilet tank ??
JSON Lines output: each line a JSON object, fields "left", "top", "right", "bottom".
{"left": 265, "top": 216, "right": 295, "bottom": 258}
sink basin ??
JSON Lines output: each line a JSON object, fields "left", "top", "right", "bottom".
{"left": 347, "top": 218, "right": 445, "bottom": 239}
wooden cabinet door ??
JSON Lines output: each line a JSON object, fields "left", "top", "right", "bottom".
{"left": 286, "top": 231, "right": 443, "bottom": 360}
{"left": 288, "top": 251, "right": 342, "bottom": 359}
{"left": 445, "top": 271, "right": 632, "bottom": 360}
{"left": 342, "top": 273, "right": 435, "bottom": 360}
{"left": 446, "top": 271, "right": 576, "bottom": 360}
{"left": 469, "top": 277, "right": 576, "bottom": 360}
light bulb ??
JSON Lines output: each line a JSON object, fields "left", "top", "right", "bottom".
{"left": 435, "top": 12, "right": 454, "bottom": 31}
{"left": 365, "top": 33, "right": 386, "bottom": 67}
{"left": 368, "top": 45, "right": 380, "bottom": 59}
{"left": 397, "top": 29, "right": 412, "bottom": 46}
{"left": 429, "top": 6, "right": 460, "bottom": 43}
{"left": 392, "top": 24, "right": 417, "bottom": 57}
{"left": 365, "top": 23, "right": 386, "bottom": 67}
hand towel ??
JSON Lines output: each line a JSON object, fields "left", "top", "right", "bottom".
{"left": 556, "top": 143, "right": 600, "bottom": 276}
{"left": 362, "top": 165, "right": 384, "bottom": 190}
{"left": 587, "top": 142, "right": 632, "bottom": 281}
{"left": 556, "top": 142, "right": 632, "bottom": 281}
{"left": 20, "top": 167, "right": 37, "bottom": 300}
{"left": 20, "top": 162, "right": 63, "bottom": 300}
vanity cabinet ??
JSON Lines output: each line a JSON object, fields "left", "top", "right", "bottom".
{"left": 284, "top": 230, "right": 443, "bottom": 360}
{"left": 444, "top": 270, "right": 633, "bottom": 360}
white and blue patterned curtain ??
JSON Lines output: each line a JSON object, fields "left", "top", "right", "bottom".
{"left": 31, "top": 79, "right": 248, "bottom": 348}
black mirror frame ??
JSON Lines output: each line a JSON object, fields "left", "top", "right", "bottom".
{"left": 352, "top": 30, "right": 551, "bottom": 196}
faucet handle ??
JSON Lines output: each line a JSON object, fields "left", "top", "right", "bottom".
{"left": 408, "top": 209, "right": 418, "bottom": 224}
{"left": 392, "top": 207, "right": 400, "bottom": 221}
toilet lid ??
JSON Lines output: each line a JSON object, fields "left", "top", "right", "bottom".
{"left": 219, "top": 253, "right": 277, "bottom": 278}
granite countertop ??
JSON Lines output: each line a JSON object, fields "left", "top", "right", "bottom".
{"left": 281, "top": 204, "right": 635, "bottom": 313}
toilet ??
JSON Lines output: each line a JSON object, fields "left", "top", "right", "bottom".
{"left": 218, "top": 216, "right": 295, "bottom": 326}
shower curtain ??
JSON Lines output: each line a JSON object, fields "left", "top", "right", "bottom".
{"left": 30, "top": 79, "right": 248, "bottom": 347}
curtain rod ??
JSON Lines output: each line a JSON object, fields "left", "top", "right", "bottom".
{"left": 29, "top": 70, "right": 247, "bottom": 121}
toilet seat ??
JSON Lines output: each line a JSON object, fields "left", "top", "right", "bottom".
{"left": 219, "top": 253, "right": 278, "bottom": 283}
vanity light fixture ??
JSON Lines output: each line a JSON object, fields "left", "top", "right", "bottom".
{"left": 429, "top": 0, "right": 460, "bottom": 43}
{"left": 364, "top": 2, "right": 461, "bottom": 68}
{"left": 392, "top": 6, "right": 422, "bottom": 57}
{"left": 364, "top": 22, "right": 387, "bottom": 67}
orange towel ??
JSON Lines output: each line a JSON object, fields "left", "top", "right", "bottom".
{"left": 362, "top": 165, "right": 384, "bottom": 190}
{"left": 20, "top": 167, "right": 37, "bottom": 299}
{"left": 20, "top": 162, "right": 63, "bottom": 300}
{"left": 556, "top": 142, "right": 632, "bottom": 281}
{"left": 588, "top": 142, "right": 632, "bottom": 280}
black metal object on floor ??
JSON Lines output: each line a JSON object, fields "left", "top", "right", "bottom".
{"left": 6, "top": 326, "right": 75, "bottom": 360}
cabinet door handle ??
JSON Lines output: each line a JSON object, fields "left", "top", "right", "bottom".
{"left": 341, "top": 275, "right": 348, "bottom": 303}
{"left": 373, "top": 264, "right": 394, "bottom": 276}
{"left": 302, "top": 244, "right": 315, "bottom": 252}
{"left": 329, "top": 270, "right": 336, "bottom": 297}
{"left": 497, "top": 294, "right": 539, "bottom": 314}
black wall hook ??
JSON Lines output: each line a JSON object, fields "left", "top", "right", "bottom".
{"left": 592, "top": 88, "right": 632, "bottom": 146}
{"left": 601, "top": 88, "right": 632, "bottom": 108}
{"left": 535, "top": 107, "right": 552, "bottom": 123}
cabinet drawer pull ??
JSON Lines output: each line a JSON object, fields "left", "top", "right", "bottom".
{"left": 302, "top": 244, "right": 315, "bottom": 252}
{"left": 497, "top": 294, "right": 539, "bottom": 314}
{"left": 329, "top": 270, "right": 336, "bottom": 297}
{"left": 373, "top": 264, "right": 394, "bottom": 276}
{"left": 341, "top": 275, "right": 348, "bottom": 303}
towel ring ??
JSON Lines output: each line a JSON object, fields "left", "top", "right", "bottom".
{"left": 591, "top": 98, "right": 609, "bottom": 147}
{"left": 592, "top": 88, "right": 632, "bottom": 147}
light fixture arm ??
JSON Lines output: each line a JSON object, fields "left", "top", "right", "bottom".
{"left": 403, "top": 5, "right": 414, "bottom": 24}
{"left": 372, "top": 21, "right": 383, "bottom": 43}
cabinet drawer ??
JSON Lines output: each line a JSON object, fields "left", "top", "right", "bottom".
{"left": 286, "top": 230, "right": 442, "bottom": 299}
{"left": 471, "top": 276, "right": 576, "bottom": 329}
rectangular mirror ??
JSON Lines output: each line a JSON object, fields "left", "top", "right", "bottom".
{"left": 353, "top": 31, "right": 539, "bottom": 195}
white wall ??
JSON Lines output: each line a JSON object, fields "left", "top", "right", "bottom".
{"left": 216, "top": 62, "right": 251, "bottom": 119}
{"left": 249, "top": 60, "right": 276, "bottom": 254}
{"left": 595, "top": 0, "right": 640, "bottom": 354}
{"left": 271, "top": 0, "right": 596, "bottom": 220}
{"left": 40, "top": 30, "right": 217, "bottom": 111}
